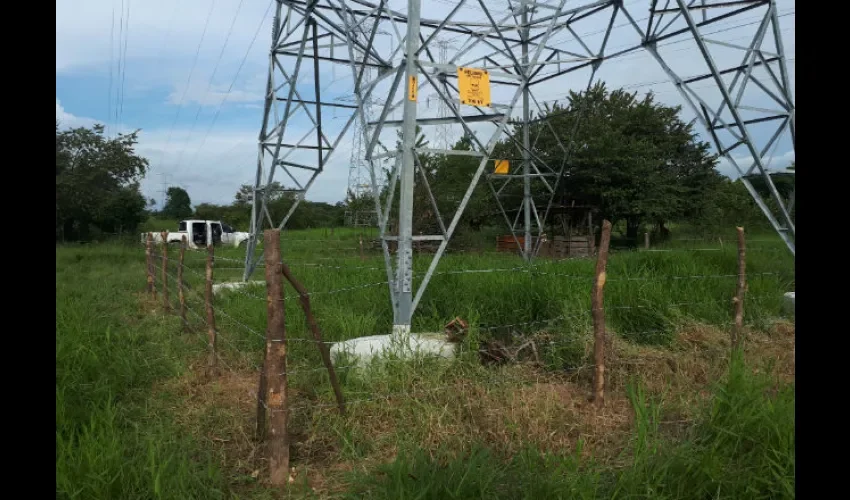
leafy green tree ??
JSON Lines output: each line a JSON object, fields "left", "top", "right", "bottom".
{"left": 345, "top": 190, "right": 377, "bottom": 219}
{"left": 516, "top": 82, "right": 721, "bottom": 239}
{"left": 234, "top": 181, "right": 289, "bottom": 208}
{"left": 193, "top": 183, "right": 346, "bottom": 233}
{"left": 162, "top": 186, "right": 193, "bottom": 220}
{"left": 743, "top": 172, "right": 794, "bottom": 201}
{"left": 424, "top": 134, "right": 495, "bottom": 233}
{"left": 383, "top": 126, "right": 493, "bottom": 235}
{"left": 56, "top": 123, "right": 149, "bottom": 240}
{"left": 690, "top": 178, "right": 769, "bottom": 232}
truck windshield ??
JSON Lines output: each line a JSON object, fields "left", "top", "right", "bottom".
{"left": 222, "top": 224, "right": 233, "bottom": 233}
{"left": 179, "top": 222, "right": 187, "bottom": 231}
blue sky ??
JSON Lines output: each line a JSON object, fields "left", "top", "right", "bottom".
{"left": 56, "top": 0, "right": 795, "bottom": 210}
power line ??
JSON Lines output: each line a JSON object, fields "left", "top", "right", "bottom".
{"left": 107, "top": 2, "right": 115, "bottom": 137}
{"left": 142, "top": 0, "right": 183, "bottom": 177}
{"left": 173, "top": 0, "right": 247, "bottom": 175}
{"left": 184, "top": 0, "right": 274, "bottom": 175}
{"left": 158, "top": 172, "right": 172, "bottom": 209}
{"left": 114, "top": 0, "right": 125, "bottom": 136}
{"left": 156, "top": 0, "right": 218, "bottom": 176}
{"left": 117, "top": 0, "right": 132, "bottom": 135}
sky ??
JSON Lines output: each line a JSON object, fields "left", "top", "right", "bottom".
{"left": 56, "top": 0, "right": 795, "bottom": 211}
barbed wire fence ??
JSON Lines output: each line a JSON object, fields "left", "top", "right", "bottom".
{"left": 142, "top": 222, "right": 794, "bottom": 482}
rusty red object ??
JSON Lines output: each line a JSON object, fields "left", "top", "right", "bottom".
{"left": 444, "top": 316, "right": 469, "bottom": 342}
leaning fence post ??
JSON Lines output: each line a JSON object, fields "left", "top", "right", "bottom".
{"left": 280, "top": 261, "right": 346, "bottom": 415}
{"left": 160, "top": 231, "right": 170, "bottom": 312}
{"left": 145, "top": 232, "right": 155, "bottom": 298}
{"left": 259, "top": 229, "right": 289, "bottom": 485}
{"left": 205, "top": 244, "right": 218, "bottom": 377}
{"left": 592, "top": 220, "right": 612, "bottom": 406}
{"left": 178, "top": 235, "right": 188, "bottom": 330}
{"left": 732, "top": 227, "right": 746, "bottom": 348}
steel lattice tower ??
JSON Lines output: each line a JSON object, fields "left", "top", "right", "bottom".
{"left": 343, "top": 20, "right": 384, "bottom": 228}
{"left": 433, "top": 38, "right": 454, "bottom": 151}
{"left": 244, "top": 0, "right": 795, "bottom": 332}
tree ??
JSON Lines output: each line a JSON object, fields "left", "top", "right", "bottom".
{"left": 162, "top": 186, "right": 193, "bottom": 219}
{"left": 56, "top": 123, "right": 149, "bottom": 240}
{"left": 200, "top": 183, "right": 345, "bottom": 232}
{"left": 690, "top": 178, "right": 770, "bottom": 232}
{"left": 520, "top": 82, "right": 721, "bottom": 239}
{"left": 422, "top": 134, "right": 494, "bottom": 233}
{"left": 234, "top": 181, "right": 289, "bottom": 208}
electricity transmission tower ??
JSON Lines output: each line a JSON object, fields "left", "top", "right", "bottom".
{"left": 244, "top": 0, "right": 795, "bottom": 333}
{"left": 433, "top": 38, "right": 454, "bottom": 151}
{"left": 342, "top": 21, "right": 386, "bottom": 228}
{"left": 157, "top": 172, "right": 171, "bottom": 210}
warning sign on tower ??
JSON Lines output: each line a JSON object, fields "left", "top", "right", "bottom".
{"left": 458, "top": 67, "right": 491, "bottom": 107}
{"left": 408, "top": 75, "right": 417, "bottom": 101}
{"left": 494, "top": 159, "right": 509, "bottom": 175}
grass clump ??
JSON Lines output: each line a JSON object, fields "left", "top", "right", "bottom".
{"left": 57, "top": 228, "right": 794, "bottom": 498}
{"left": 344, "top": 352, "right": 795, "bottom": 499}
{"left": 56, "top": 246, "right": 228, "bottom": 499}
{"left": 614, "top": 350, "right": 795, "bottom": 499}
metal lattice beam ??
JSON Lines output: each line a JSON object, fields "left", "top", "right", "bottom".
{"left": 243, "top": 0, "right": 795, "bottom": 330}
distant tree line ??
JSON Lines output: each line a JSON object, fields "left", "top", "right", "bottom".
{"left": 191, "top": 182, "right": 346, "bottom": 232}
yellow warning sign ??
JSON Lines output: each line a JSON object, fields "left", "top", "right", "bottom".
{"left": 408, "top": 75, "right": 417, "bottom": 101}
{"left": 494, "top": 159, "right": 510, "bottom": 175}
{"left": 458, "top": 67, "right": 491, "bottom": 107}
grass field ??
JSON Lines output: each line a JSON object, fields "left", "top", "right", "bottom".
{"left": 57, "top": 226, "right": 795, "bottom": 499}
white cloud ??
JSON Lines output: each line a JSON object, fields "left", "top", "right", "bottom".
{"left": 167, "top": 79, "right": 264, "bottom": 107}
{"left": 56, "top": 99, "right": 98, "bottom": 129}
{"left": 135, "top": 124, "right": 354, "bottom": 208}
{"left": 56, "top": 0, "right": 273, "bottom": 73}
{"left": 716, "top": 149, "right": 795, "bottom": 179}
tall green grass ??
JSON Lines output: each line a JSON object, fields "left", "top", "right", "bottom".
{"left": 56, "top": 246, "right": 227, "bottom": 499}
{"left": 57, "top": 228, "right": 794, "bottom": 498}
{"left": 169, "top": 228, "right": 792, "bottom": 382}
{"left": 344, "top": 352, "right": 795, "bottom": 499}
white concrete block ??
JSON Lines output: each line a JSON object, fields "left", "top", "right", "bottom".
{"left": 329, "top": 331, "right": 455, "bottom": 366}
{"left": 783, "top": 292, "right": 795, "bottom": 315}
{"left": 212, "top": 281, "right": 264, "bottom": 295}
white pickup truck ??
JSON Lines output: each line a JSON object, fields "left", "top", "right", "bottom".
{"left": 141, "top": 219, "right": 251, "bottom": 250}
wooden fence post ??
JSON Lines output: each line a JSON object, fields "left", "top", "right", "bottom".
{"left": 592, "top": 220, "right": 612, "bottom": 406}
{"left": 732, "top": 227, "right": 746, "bottom": 348}
{"left": 260, "top": 229, "right": 289, "bottom": 485}
{"left": 205, "top": 244, "right": 218, "bottom": 377}
{"left": 145, "top": 232, "right": 155, "bottom": 298}
{"left": 178, "top": 235, "right": 188, "bottom": 330}
{"left": 280, "top": 261, "right": 346, "bottom": 415}
{"left": 359, "top": 233, "right": 365, "bottom": 261}
{"left": 644, "top": 232, "right": 650, "bottom": 250}
{"left": 160, "top": 231, "right": 170, "bottom": 312}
